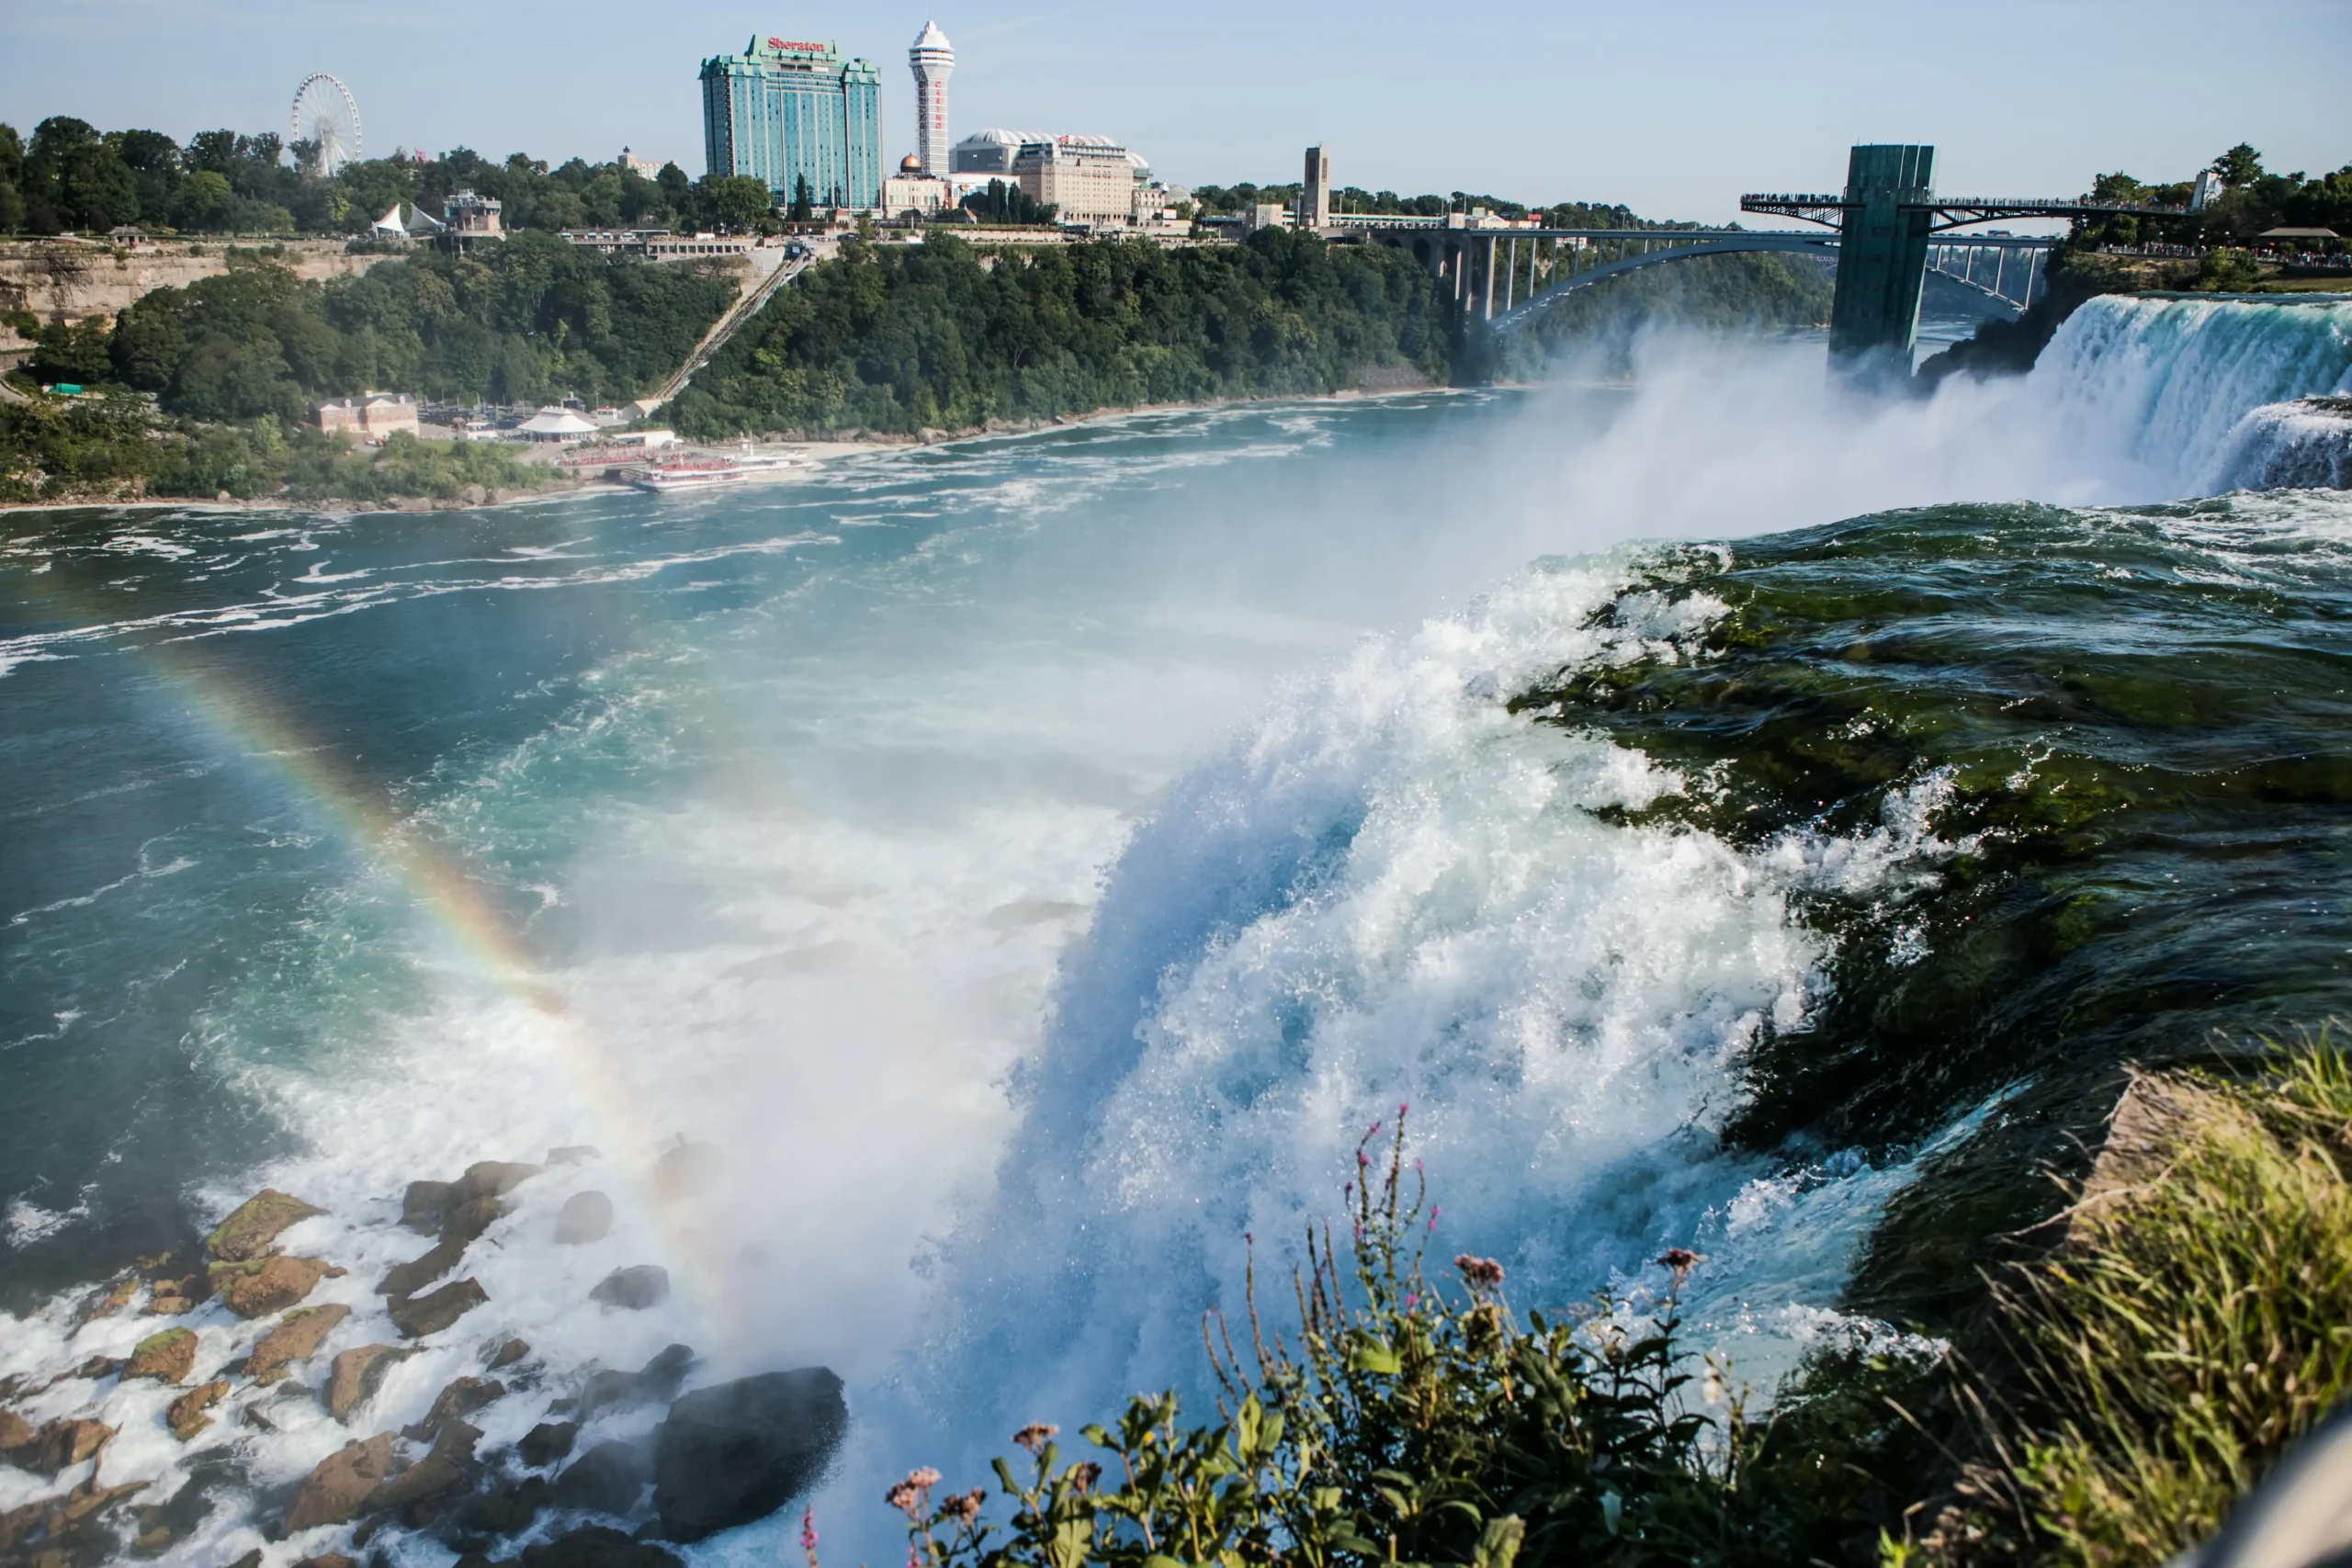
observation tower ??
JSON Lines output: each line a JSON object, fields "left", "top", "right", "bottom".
{"left": 909, "top": 20, "right": 954, "bottom": 176}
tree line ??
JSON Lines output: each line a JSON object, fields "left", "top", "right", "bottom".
{"left": 669, "top": 227, "right": 1458, "bottom": 439}
{"left": 0, "top": 117, "right": 778, "bottom": 239}
{"left": 2078, "top": 142, "right": 2352, "bottom": 247}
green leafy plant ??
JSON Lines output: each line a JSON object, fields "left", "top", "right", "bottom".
{"left": 878, "top": 1114, "right": 1907, "bottom": 1568}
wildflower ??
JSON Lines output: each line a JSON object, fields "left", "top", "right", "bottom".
{"left": 944, "top": 1487, "right": 985, "bottom": 1528}
{"left": 1455, "top": 1254, "right": 1505, "bottom": 1292}
{"left": 1012, "top": 1423, "right": 1059, "bottom": 1455}
{"left": 1069, "top": 1461, "right": 1102, "bottom": 1494}
{"left": 801, "top": 1505, "right": 820, "bottom": 1568}
{"left": 886, "top": 1467, "right": 941, "bottom": 1520}
{"left": 1657, "top": 1247, "right": 1703, "bottom": 1285}
{"left": 1427, "top": 1203, "right": 1442, "bottom": 1233}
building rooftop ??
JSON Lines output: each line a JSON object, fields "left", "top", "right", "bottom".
{"left": 912, "top": 19, "right": 952, "bottom": 51}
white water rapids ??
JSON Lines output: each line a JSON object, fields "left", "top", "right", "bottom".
{"left": 0, "top": 294, "right": 2346, "bottom": 1567}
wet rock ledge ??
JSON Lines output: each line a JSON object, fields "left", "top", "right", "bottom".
{"left": 0, "top": 1149, "right": 844, "bottom": 1568}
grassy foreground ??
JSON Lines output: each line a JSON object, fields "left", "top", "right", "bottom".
{"left": 855, "top": 1045, "right": 2352, "bottom": 1568}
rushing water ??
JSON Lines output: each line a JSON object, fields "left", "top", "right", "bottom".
{"left": 2, "top": 296, "right": 2350, "bottom": 1565}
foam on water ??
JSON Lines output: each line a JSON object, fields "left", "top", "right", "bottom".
{"left": 9, "top": 299, "right": 2352, "bottom": 1563}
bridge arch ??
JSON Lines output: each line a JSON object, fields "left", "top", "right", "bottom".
{"left": 1484, "top": 234, "right": 1838, "bottom": 332}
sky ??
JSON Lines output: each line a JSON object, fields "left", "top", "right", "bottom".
{"left": 4, "top": 0, "right": 2347, "bottom": 224}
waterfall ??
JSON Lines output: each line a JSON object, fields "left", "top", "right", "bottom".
{"left": 2026, "top": 294, "right": 2352, "bottom": 492}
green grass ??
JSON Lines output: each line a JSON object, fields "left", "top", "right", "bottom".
{"left": 1906, "top": 1038, "right": 2352, "bottom": 1568}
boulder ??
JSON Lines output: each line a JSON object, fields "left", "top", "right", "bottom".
{"left": 551, "top": 1440, "right": 650, "bottom": 1517}
{"left": 125, "top": 1326, "right": 198, "bottom": 1383}
{"left": 284, "top": 1431, "right": 396, "bottom": 1532}
{"left": 555, "top": 1190, "right": 614, "bottom": 1245}
{"left": 459, "top": 1473, "right": 549, "bottom": 1534}
{"left": 405, "top": 1162, "right": 542, "bottom": 1241}
{"left": 74, "top": 1353, "right": 124, "bottom": 1380}
{"left": 167, "top": 1380, "right": 231, "bottom": 1440}
{"left": 0, "top": 1409, "right": 34, "bottom": 1459}
{"left": 367, "top": 1418, "right": 481, "bottom": 1514}
{"left": 589, "top": 1266, "right": 668, "bottom": 1312}
{"left": 389, "top": 1277, "right": 488, "bottom": 1338}
{"left": 519, "top": 1420, "right": 578, "bottom": 1469}
{"left": 580, "top": 1345, "right": 695, "bottom": 1419}
{"left": 651, "top": 1369, "right": 847, "bottom": 1542}
{"left": 401, "top": 1179, "right": 461, "bottom": 1234}
{"left": 127, "top": 1470, "right": 224, "bottom": 1555}
{"left": 205, "top": 1190, "right": 324, "bottom": 1262}
{"left": 652, "top": 1142, "right": 721, "bottom": 1203}
{"left": 379, "top": 1237, "right": 467, "bottom": 1299}
{"left": 326, "top": 1344, "right": 411, "bottom": 1423}
{"left": 0, "top": 1475, "right": 148, "bottom": 1557}
{"left": 294, "top": 1556, "right": 356, "bottom": 1568}
{"left": 402, "top": 1376, "right": 503, "bottom": 1442}
{"left": 518, "top": 1526, "right": 683, "bottom": 1568}
{"left": 442, "top": 1193, "right": 505, "bottom": 1247}
{"left": 28, "top": 1417, "right": 115, "bottom": 1476}
{"left": 485, "top": 1337, "right": 532, "bottom": 1371}
{"left": 212, "top": 1255, "right": 338, "bottom": 1318}
{"left": 248, "top": 1303, "right": 351, "bottom": 1384}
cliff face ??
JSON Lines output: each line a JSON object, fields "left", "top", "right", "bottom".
{"left": 0, "top": 239, "right": 395, "bottom": 329}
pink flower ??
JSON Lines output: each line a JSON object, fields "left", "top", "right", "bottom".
{"left": 1012, "top": 1423, "right": 1059, "bottom": 1455}
{"left": 1454, "top": 1254, "right": 1505, "bottom": 1292}
{"left": 1657, "top": 1247, "right": 1703, "bottom": 1285}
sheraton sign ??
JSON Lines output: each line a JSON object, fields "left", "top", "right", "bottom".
{"left": 765, "top": 37, "right": 831, "bottom": 52}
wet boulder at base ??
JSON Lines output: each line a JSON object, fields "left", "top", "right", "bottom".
{"left": 125, "top": 1326, "right": 198, "bottom": 1383}
{"left": 248, "top": 1303, "right": 352, "bottom": 1384}
{"left": 389, "top": 1277, "right": 489, "bottom": 1338}
{"left": 205, "top": 1190, "right": 324, "bottom": 1262}
{"left": 519, "top": 1420, "right": 578, "bottom": 1469}
{"left": 580, "top": 1345, "right": 694, "bottom": 1419}
{"left": 379, "top": 1237, "right": 468, "bottom": 1300}
{"left": 167, "top": 1380, "right": 231, "bottom": 1440}
{"left": 651, "top": 1368, "right": 846, "bottom": 1542}
{"left": 554, "top": 1190, "right": 613, "bottom": 1245}
{"left": 28, "top": 1417, "right": 115, "bottom": 1476}
{"left": 367, "top": 1419, "right": 481, "bottom": 1515}
{"left": 551, "top": 1440, "right": 650, "bottom": 1517}
{"left": 589, "top": 1266, "right": 668, "bottom": 1311}
{"left": 212, "top": 1255, "right": 340, "bottom": 1318}
{"left": 0, "top": 1409, "right": 35, "bottom": 1459}
{"left": 402, "top": 1376, "right": 503, "bottom": 1441}
{"left": 326, "top": 1344, "right": 411, "bottom": 1422}
{"left": 284, "top": 1431, "right": 397, "bottom": 1531}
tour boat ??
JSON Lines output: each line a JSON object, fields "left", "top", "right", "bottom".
{"left": 627, "top": 457, "right": 745, "bottom": 493}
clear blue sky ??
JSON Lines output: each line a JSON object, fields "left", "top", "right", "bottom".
{"left": 6, "top": 0, "right": 2346, "bottom": 222}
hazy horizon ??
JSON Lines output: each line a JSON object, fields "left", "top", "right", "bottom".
{"left": 4, "top": 0, "right": 2347, "bottom": 223}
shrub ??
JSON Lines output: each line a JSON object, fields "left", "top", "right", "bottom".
{"left": 883, "top": 1116, "right": 1910, "bottom": 1568}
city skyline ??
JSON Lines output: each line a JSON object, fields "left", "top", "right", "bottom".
{"left": 3, "top": 0, "right": 2347, "bottom": 224}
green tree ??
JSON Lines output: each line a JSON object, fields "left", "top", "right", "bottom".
{"left": 0, "top": 122, "right": 24, "bottom": 233}
{"left": 788, "top": 173, "right": 814, "bottom": 223}
{"left": 2212, "top": 142, "right": 2265, "bottom": 188}
{"left": 701, "top": 174, "right": 774, "bottom": 233}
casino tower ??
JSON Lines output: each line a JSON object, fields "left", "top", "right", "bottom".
{"left": 909, "top": 21, "right": 954, "bottom": 177}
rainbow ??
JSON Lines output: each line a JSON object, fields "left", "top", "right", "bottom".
{"left": 12, "top": 556, "right": 734, "bottom": 1338}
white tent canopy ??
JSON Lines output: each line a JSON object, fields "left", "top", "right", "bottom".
{"left": 517, "top": 407, "right": 599, "bottom": 439}
{"left": 372, "top": 203, "right": 407, "bottom": 235}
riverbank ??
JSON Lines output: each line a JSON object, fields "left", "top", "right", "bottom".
{"left": 0, "top": 387, "right": 1446, "bottom": 518}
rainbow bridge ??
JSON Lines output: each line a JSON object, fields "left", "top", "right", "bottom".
{"left": 1352, "top": 144, "right": 2182, "bottom": 373}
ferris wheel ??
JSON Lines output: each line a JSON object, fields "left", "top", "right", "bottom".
{"left": 288, "top": 73, "right": 363, "bottom": 176}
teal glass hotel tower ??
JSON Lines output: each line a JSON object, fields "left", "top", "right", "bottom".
{"left": 700, "top": 35, "right": 883, "bottom": 209}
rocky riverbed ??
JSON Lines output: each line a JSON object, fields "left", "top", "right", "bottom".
{"left": 0, "top": 1151, "right": 845, "bottom": 1568}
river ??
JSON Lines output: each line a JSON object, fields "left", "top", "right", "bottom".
{"left": 2, "top": 296, "right": 2349, "bottom": 1564}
